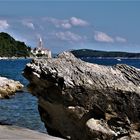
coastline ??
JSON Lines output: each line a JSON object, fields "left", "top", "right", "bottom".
{"left": 0, "top": 57, "right": 32, "bottom": 60}
{"left": 1, "top": 56, "right": 140, "bottom": 60}
{"left": 79, "top": 56, "right": 140, "bottom": 59}
{"left": 0, "top": 56, "right": 51, "bottom": 60}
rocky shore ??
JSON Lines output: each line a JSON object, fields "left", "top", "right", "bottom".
{"left": 23, "top": 52, "right": 140, "bottom": 140}
{"left": 0, "top": 76, "right": 62, "bottom": 140}
{"left": 0, "top": 76, "right": 23, "bottom": 98}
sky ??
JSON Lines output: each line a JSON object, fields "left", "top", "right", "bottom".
{"left": 0, "top": 0, "right": 140, "bottom": 53}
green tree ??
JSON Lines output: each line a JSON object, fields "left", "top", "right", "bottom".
{"left": 0, "top": 32, "right": 31, "bottom": 57}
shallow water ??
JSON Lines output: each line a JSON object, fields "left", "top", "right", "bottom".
{"left": 0, "top": 59, "right": 46, "bottom": 132}
{"left": 0, "top": 58, "right": 140, "bottom": 133}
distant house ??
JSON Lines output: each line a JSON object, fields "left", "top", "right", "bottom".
{"left": 31, "top": 38, "right": 51, "bottom": 58}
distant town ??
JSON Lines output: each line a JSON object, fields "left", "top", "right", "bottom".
{"left": 31, "top": 37, "right": 51, "bottom": 58}
{"left": 0, "top": 32, "right": 51, "bottom": 59}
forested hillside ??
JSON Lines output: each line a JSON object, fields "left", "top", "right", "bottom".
{"left": 0, "top": 32, "right": 31, "bottom": 57}
{"left": 71, "top": 49, "right": 140, "bottom": 58}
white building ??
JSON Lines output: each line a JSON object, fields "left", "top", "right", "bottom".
{"left": 31, "top": 37, "right": 51, "bottom": 58}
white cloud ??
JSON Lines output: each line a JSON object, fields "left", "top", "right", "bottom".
{"left": 45, "top": 17, "right": 89, "bottom": 29}
{"left": 115, "top": 36, "right": 127, "bottom": 43}
{"left": 0, "top": 20, "right": 9, "bottom": 30}
{"left": 54, "top": 31, "right": 84, "bottom": 42}
{"left": 94, "top": 31, "right": 114, "bottom": 43}
{"left": 22, "top": 21, "right": 35, "bottom": 30}
{"left": 70, "top": 17, "right": 89, "bottom": 26}
{"left": 46, "top": 17, "right": 60, "bottom": 28}
{"left": 44, "top": 17, "right": 70, "bottom": 29}
{"left": 61, "top": 23, "right": 72, "bottom": 29}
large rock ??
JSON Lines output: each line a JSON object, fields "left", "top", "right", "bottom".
{"left": 23, "top": 52, "right": 140, "bottom": 140}
{"left": 0, "top": 77, "right": 23, "bottom": 99}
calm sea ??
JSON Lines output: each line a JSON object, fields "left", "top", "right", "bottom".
{"left": 0, "top": 58, "right": 140, "bottom": 132}
{"left": 0, "top": 59, "right": 46, "bottom": 132}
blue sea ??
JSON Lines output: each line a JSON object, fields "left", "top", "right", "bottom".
{"left": 0, "top": 59, "right": 46, "bottom": 132}
{"left": 0, "top": 58, "right": 140, "bottom": 133}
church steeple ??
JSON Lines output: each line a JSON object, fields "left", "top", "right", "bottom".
{"left": 38, "top": 37, "right": 43, "bottom": 49}
{"left": 31, "top": 36, "right": 51, "bottom": 58}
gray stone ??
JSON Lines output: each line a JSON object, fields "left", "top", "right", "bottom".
{"left": 23, "top": 52, "right": 140, "bottom": 140}
{"left": 0, "top": 125, "right": 64, "bottom": 140}
{"left": 0, "top": 76, "right": 23, "bottom": 99}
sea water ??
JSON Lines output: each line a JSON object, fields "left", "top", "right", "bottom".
{"left": 0, "top": 59, "right": 46, "bottom": 132}
{"left": 0, "top": 58, "right": 140, "bottom": 132}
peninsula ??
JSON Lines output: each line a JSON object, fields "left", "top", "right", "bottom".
{"left": 71, "top": 49, "right": 140, "bottom": 58}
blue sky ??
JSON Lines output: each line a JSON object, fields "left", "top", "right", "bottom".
{"left": 0, "top": 1, "right": 140, "bottom": 53}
